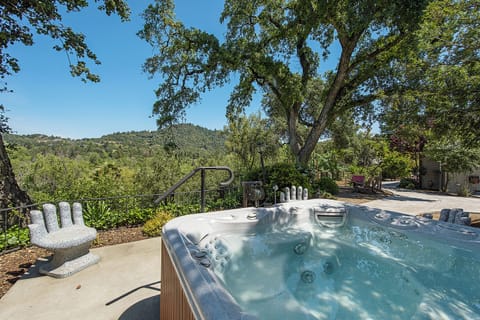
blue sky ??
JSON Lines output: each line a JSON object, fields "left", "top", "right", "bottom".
{"left": 1, "top": 0, "right": 239, "bottom": 139}
{"left": 1, "top": 0, "right": 339, "bottom": 139}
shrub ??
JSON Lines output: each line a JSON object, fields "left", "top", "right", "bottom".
{"left": 399, "top": 178, "right": 416, "bottom": 189}
{"left": 206, "top": 190, "right": 241, "bottom": 211}
{"left": 123, "top": 208, "right": 156, "bottom": 226}
{"left": 313, "top": 176, "right": 339, "bottom": 195}
{"left": 157, "top": 203, "right": 201, "bottom": 216}
{"left": 381, "top": 151, "right": 413, "bottom": 179}
{"left": 83, "top": 201, "right": 156, "bottom": 230}
{"left": 142, "top": 210, "right": 175, "bottom": 237}
{"left": 457, "top": 184, "right": 472, "bottom": 197}
{"left": 0, "top": 226, "right": 30, "bottom": 252}
{"left": 83, "top": 201, "right": 114, "bottom": 230}
{"left": 318, "top": 191, "right": 336, "bottom": 199}
{"left": 244, "top": 163, "right": 312, "bottom": 202}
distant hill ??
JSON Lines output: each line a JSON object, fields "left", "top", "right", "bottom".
{"left": 4, "top": 123, "right": 226, "bottom": 159}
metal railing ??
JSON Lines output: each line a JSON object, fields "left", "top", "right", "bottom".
{"left": 154, "top": 166, "right": 234, "bottom": 212}
{"left": 1, "top": 203, "right": 37, "bottom": 254}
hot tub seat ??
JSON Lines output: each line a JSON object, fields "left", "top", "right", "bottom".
{"left": 28, "top": 202, "right": 100, "bottom": 278}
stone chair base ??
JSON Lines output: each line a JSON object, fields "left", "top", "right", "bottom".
{"left": 40, "top": 242, "right": 100, "bottom": 278}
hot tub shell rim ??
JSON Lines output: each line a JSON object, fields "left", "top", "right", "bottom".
{"left": 161, "top": 199, "right": 480, "bottom": 319}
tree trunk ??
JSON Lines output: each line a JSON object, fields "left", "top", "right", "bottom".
{"left": 293, "top": 34, "right": 360, "bottom": 166}
{"left": 287, "top": 104, "right": 302, "bottom": 157}
{"left": 0, "top": 134, "right": 32, "bottom": 208}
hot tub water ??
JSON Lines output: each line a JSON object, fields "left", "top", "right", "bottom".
{"left": 203, "top": 219, "right": 480, "bottom": 319}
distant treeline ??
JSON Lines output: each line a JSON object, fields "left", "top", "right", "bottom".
{"left": 5, "top": 123, "right": 226, "bottom": 161}
{"left": 4, "top": 124, "right": 232, "bottom": 203}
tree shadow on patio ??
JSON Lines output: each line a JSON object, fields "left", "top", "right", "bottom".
{"left": 118, "top": 294, "right": 160, "bottom": 320}
{"left": 383, "top": 194, "right": 437, "bottom": 202}
{"left": 107, "top": 280, "right": 161, "bottom": 320}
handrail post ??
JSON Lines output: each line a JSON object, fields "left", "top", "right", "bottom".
{"left": 153, "top": 166, "right": 234, "bottom": 212}
{"left": 200, "top": 168, "right": 206, "bottom": 213}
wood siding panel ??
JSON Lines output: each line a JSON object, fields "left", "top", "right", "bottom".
{"left": 160, "top": 240, "right": 196, "bottom": 320}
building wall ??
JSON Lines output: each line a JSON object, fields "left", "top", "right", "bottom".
{"left": 421, "top": 157, "right": 480, "bottom": 193}
{"left": 446, "top": 170, "right": 480, "bottom": 194}
{"left": 421, "top": 157, "right": 442, "bottom": 190}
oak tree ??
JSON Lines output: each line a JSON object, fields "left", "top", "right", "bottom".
{"left": 139, "top": 0, "right": 429, "bottom": 164}
{"left": 381, "top": 0, "right": 480, "bottom": 146}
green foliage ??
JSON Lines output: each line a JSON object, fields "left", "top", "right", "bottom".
{"left": 416, "top": 0, "right": 480, "bottom": 146}
{"left": 225, "top": 113, "right": 280, "bottom": 171}
{"left": 457, "top": 184, "right": 472, "bottom": 197}
{"left": 20, "top": 154, "right": 91, "bottom": 202}
{"left": 123, "top": 208, "right": 156, "bottom": 226}
{"left": 206, "top": 190, "right": 242, "bottom": 211}
{"left": 266, "top": 163, "right": 312, "bottom": 190}
{"left": 157, "top": 203, "right": 202, "bottom": 217}
{"left": 348, "top": 164, "right": 368, "bottom": 176}
{"left": 133, "top": 155, "right": 183, "bottom": 196}
{"left": 83, "top": 201, "right": 114, "bottom": 230}
{"left": 5, "top": 124, "right": 230, "bottom": 204}
{"left": 381, "top": 0, "right": 480, "bottom": 149}
{"left": 399, "top": 178, "right": 417, "bottom": 189}
{"left": 83, "top": 201, "right": 156, "bottom": 230}
{"left": 338, "top": 134, "right": 388, "bottom": 182}
{"left": 156, "top": 189, "right": 241, "bottom": 215}
{"left": 0, "top": 226, "right": 30, "bottom": 252}
{"left": 142, "top": 210, "right": 175, "bottom": 237}
{"left": 311, "top": 151, "right": 343, "bottom": 180}
{"left": 312, "top": 176, "right": 339, "bottom": 195}
{"left": 381, "top": 151, "right": 414, "bottom": 180}
{"left": 245, "top": 163, "right": 312, "bottom": 202}
{"left": 89, "top": 163, "right": 134, "bottom": 198}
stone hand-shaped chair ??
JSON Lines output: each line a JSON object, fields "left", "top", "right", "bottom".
{"left": 28, "top": 202, "right": 100, "bottom": 278}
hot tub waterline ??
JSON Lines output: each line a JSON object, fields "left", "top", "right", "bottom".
{"left": 160, "top": 199, "right": 480, "bottom": 320}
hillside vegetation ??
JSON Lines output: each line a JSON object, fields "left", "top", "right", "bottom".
{"left": 4, "top": 124, "right": 230, "bottom": 203}
{"left": 5, "top": 124, "right": 225, "bottom": 161}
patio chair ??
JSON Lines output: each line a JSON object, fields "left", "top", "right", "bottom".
{"left": 28, "top": 202, "right": 100, "bottom": 278}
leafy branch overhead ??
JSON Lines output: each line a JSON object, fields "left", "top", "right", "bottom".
{"left": 139, "top": 0, "right": 429, "bottom": 164}
{"left": 0, "top": 0, "right": 130, "bottom": 84}
{"left": 380, "top": 0, "right": 480, "bottom": 147}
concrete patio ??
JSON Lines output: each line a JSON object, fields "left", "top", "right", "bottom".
{"left": 0, "top": 237, "right": 161, "bottom": 320}
{"left": 365, "top": 182, "right": 480, "bottom": 215}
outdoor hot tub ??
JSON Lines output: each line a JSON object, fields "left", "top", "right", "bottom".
{"left": 160, "top": 199, "right": 480, "bottom": 319}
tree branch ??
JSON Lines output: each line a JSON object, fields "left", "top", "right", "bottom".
{"left": 348, "top": 32, "right": 406, "bottom": 74}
